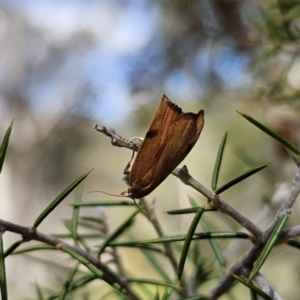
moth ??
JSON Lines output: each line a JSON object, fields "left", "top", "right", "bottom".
{"left": 121, "top": 95, "right": 204, "bottom": 199}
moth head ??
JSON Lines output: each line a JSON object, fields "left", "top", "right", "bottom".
{"left": 120, "top": 188, "right": 132, "bottom": 198}
{"left": 121, "top": 188, "right": 151, "bottom": 221}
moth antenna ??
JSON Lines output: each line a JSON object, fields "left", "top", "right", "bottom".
{"left": 88, "top": 190, "right": 124, "bottom": 197}
{"left": 89, "top": 191, "right": 152, "bottom": 222}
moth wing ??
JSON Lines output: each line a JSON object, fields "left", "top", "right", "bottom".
{"left": 129, "top": 95, "right": 181, "bottom": 183}
{"left": 129, "top": 95, "right": 204, "bottom": 197}
{"left": 153, "top": 110, "right": 204, "bottom": 186}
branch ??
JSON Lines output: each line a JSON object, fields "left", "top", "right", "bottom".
{"left": 94, "top": 125, "right": 264, "bottom": 242}
{"left": 93, "top": 124, "right": 142, "bottom": 152}
{"left": 0, "top": 219, "right": 141, "bottom": 300}
{"left": 277, "top": 225, "right": 300, "bottom": 242}
{"left": 252, "top": 272, "right": 283, "bottom": 300}
{"left": 173, "top": 166, "right": 264, "bottom": 243}
{"left": 208, "top": 166, "right": 300, "bottom": 299}
{"left": 265, "top": 166, "right": 300, "bottom": 237}
{"left": 139, "top": 198, "right": 189, "bottom": 297}
{"left": 208, "top": 244, "right": 261, "bottom": 299}
{"left": 95, "top": 125, "right": 300, "bottom": 300}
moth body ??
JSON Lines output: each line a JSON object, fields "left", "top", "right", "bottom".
{"left": 121, "top": 95, "right": 204, "bottom": 199}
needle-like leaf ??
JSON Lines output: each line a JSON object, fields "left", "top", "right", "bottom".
{"left": 0, "top": 230, "right": 8, "bottom": 300}
{"left": 97, "top": 209, "right": 139, "bottom": 257}
{"left": 211, "top": 132, "right": 227, "bottom": 191}
{"left": 216, "top": 163, "right": 270, "bottom": 194}
{"left": 166, "top": 207, "right": 217, "bottom": 215}
{"left": 233, "top": 274, "right": 273, "bottom": 300}
{"left": 238, "top": 111, "right": 300, "bottom": 155}
{"left": 33, "top": 170, "right": 92, "bottom": 228}
{"left": 178, "top": 206, "right": 204, "bottom": 281}
{"left": 0, "top": 119, "right": 13, "bottom": 174}
{"left": 71, "top": 183, "right": 84, "bottom": 243}
{"left": 249, "top": 215, "right": 288, "bottom": 281}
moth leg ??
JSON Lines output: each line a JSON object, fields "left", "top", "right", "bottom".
{"left": 132, "top": 198, "right": 152, "bottom": 222}
{"left": 124, "top": 151, "right": 135, "bottom": 175}
{"left": 124, "top": 137, "right": 143, "bottom": 175}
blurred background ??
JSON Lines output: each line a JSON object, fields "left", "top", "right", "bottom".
{"left": 1, "top": 0, "right": 300, "bottom": 299}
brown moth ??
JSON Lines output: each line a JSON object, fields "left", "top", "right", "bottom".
{"left": 121, "top": 95, "right": 204, "bottom": 199}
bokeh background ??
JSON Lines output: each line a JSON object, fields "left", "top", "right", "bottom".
{"left": 1, "top": 0, "right": 300, "bottom": 299}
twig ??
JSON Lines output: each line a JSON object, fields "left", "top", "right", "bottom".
{"left": 94, "top": 125, "right": 300, "bottom": 300}
{"left": 253, "top": 272, "right": 283, "bottom": 300}
{"left": 173, "top": 166, "right": 264, "bottom": 243}
{"left": 278, "top": 225, "right": 300, "bottom": 242}
{"left": 208, "top": 167, "right": 300, "bottom": 299}
{"left": 265, "top": 166, "right": 300, "bottom": 237}
{"left": 0, "top": 219, "right": 141, "bottom": 300}
{"left": 141, "top": 198, "right": 189, "bottom": 296}
{"left": 93, "top": 124, "right": 142, "bottom": 151}
{"left": 94, "top": 125, "right": 264, "bottom": 243}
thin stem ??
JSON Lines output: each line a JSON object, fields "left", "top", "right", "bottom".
{"left": 253, "top": 272, "right": 283, "bottom": 300}
{"left": 173, "top": 166, "right": 264, "bottom": 244}
{"left": 265, "top": 166, "right": 300, "bottom": 238}
{"left": 140, "top": 199, "right": 189, "bottom": 297}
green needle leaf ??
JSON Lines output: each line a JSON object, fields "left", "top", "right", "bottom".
{"left": 139, "top": 246, "right": 172, "bottom": 282}
{"left": 178, "top": 206, "right": 204, "bottom": 281}
{"left": 211, "top": 132, "right": 227, "bottom": 191}
{"left": 51, "top": 274, "right": 98, "bottom": 299}
{"left": 63, "top": 247, "right": 128, "bottom": 297}
{"left": 233, "top": 275, "right": 273, "bottom": 300}
{"left": 57, "top": 263, "right": 80, "bottom": 300}
{"left": 35, "top": 284, "right": 46, "bottom": 300}
{"left": 110, "top": 231, "right": 249, "bottom": 245}
{"left": 166, "top": 207, "right": 217, "bottom": 215}
{"left": 0, "top": 230, "right": 8, "bottom": 300}
{"left": 238, "top": 111, "right": 300, "bottom": 156}
{"left": 283, "top": 3, "right": 300, "bottom": 22}
{"left": 216, "top": 163, "right": 270, "bottom": 194}
{"left": 201, "top": 218, "right": 226, "bottom": 268}
{"left": 97, "top": 209, "right": 139, "bottom": 257}
{"left": 286, "top": 240, "right": 300, "bottom": 249}
{"left": 127, "top": 278, "right": 180, "bottom": 290}
{"left": 9, "top": 245, "right": 55, "bottom": 255}
{"left": 4, "top": 240, "right": 24, "bottom": 257}
{"left": 161, "top": 287, "right": 170, "bottom": 300}
{"left": 33, "top": 170, "right": 92, "bottom": 228}
{"left": 249, "top": 215, "right": 289, "bottom": 281}
{"left": 0, "top": 119, "right": 13, "bottom": 174}
{"left": 287, "top": 149, "right": 300, "bottom": 166}
{"left": 71, "top": 183, "right": 84, "bottom": 243}
{"left": 179, "top": 295, "right": 207, "bottom": 300}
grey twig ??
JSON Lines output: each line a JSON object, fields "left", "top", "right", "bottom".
{"left": 265, "top": 166, "right": 300, "bottom": 237}
{"left": 0, "top": 219, "right": 141, "bottom": 300}
{"left": 93, "top": 124, "right": 142, "bottom": 151}
{"left": 140, "top": 198, "right": 189, "bottom": 297}
{"left": 95, "top": 126, "right": 264, "bottom": 242}
{"left": 173, "top": 166, "right": 264, "bottom": 243}
{"left": 278, "top": 225, "right": 300, "bottom": 242}
{"left": 253, "top": 272, "right": 283, "bottom": 300}
{"left": 208, "top": 167, "right": 300, "bottom": 299}
{"left": 95, "top": 125, "right": 300, "bottom": 300}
